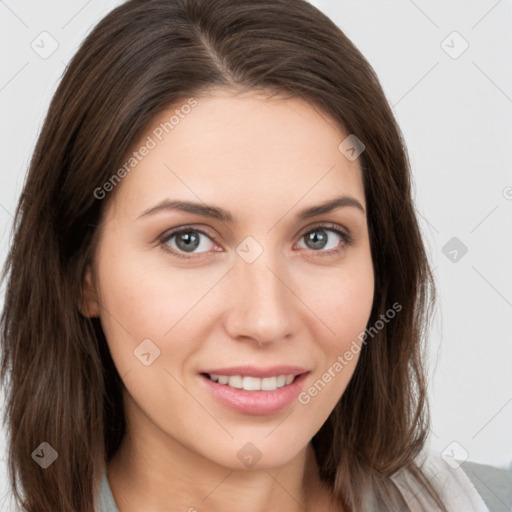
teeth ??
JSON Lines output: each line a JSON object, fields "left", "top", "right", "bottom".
{"left": 261, "top": 377, "right": 277, "bottom": 391}
{"left": 207, "top": 373, "right": 296, "bottom": 391}
{"left": 228, "top": 375, "right": 243, "bottom": 389}
{"left": 243, "top": 376, "right": 261, "bottom": 391}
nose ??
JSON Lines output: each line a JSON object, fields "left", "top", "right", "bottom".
{"left": 222, "top": 250, "right": 298, "bottom": 347}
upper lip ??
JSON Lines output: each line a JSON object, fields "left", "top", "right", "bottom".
{"left": 200, "top": 365, "right": 309, "bottom": 378}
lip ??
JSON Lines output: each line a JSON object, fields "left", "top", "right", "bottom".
{"left": 199, "top": 365, "right": 308, "bottom": 378}
{"left": 198, "top": 369, "right": 310, "bottom": 416}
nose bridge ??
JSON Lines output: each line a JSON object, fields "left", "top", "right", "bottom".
{"left": 224, "top": 239, "right": 295, "bottom": 344}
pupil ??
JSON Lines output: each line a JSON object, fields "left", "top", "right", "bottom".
{"left": 177, "top": 231, "right": 200, "bottom": 252}
{"left": 307, "top": 230, "right": 327, "bottom": 250}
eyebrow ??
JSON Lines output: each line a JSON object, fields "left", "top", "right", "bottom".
{"left": 137, "top": 194, "right": 365, "bottom": 222}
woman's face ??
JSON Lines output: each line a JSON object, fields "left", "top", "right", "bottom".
{"left": 84, "top": 89, "right": 374, "bottom": 469}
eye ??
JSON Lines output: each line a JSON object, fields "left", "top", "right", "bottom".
{"left": 160, "top": 227, "right": 218, "bottom": 259}
{"left": 159, "top": 223, "right": 352, "bottom": 260}
{"left": 296, "top": 224, "right": 352, "bottom": 255}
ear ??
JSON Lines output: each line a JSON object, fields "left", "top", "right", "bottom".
{"left": 79, "top": 265, "right": 101, "bottom": 318}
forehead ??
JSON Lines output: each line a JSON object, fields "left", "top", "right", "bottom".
{"left": 107, "top": 89, "right": 365, "bottom": 221}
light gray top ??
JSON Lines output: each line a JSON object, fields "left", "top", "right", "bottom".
{"left": 96, "top": 470, "right": 119, "bottom": 512}
{"left": 95, "top": 450, "right": 489, "bottom": 511}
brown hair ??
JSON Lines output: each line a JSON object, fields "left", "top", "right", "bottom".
{"left": 1, "top": 0, "right": 446, "bottom": 510}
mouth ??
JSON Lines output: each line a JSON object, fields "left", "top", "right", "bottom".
{"left": 198, "top": 366, "right": 310, "bottom": 415}
{"left": 201, "top": 372, "right": 298, "bottom": 391}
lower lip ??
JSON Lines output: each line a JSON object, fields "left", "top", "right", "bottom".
{"left": 199, "top": 373, "right": 309, "bottom": 416}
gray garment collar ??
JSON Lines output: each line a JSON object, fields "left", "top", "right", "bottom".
{"left": 96, "top": 469, "right": 120, "bottom": 512}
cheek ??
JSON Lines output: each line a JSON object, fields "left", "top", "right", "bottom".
{"left": 293, "top": 251, "right": 374, "bottom": 403}
{"left": 93, "top": 240, "right": 168, "bottom": 372}
{"left": 93, "top": 240, "right": 221, "bottom": 373}
{"left": 296, "top": 252, "right": 375, "bottom": 351}
{"left": 294, "top": 264, "right": 374, "bottom": 433}
{"left": 328, "top": 275, "right": 372, "bottom": 328}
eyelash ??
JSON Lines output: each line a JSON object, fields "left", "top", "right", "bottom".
{"left": 158, "top": 223, "right": 353, "bottom": 260}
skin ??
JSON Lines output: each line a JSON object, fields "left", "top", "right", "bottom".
{"left": 82, "top": 88, "right": 374, "bottom": 512}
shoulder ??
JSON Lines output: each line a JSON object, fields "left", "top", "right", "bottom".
{"left": 392, "top": 449, "right": 490, "bottom": 512}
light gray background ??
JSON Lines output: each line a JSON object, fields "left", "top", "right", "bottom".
{"left": 1, "top": 0, "right": 511, "bottom": 508}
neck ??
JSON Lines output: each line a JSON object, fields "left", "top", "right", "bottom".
{"left": 107, "top": 410, "right": 331, "bottom": 512}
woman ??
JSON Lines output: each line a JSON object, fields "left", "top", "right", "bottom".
{"left": 0, "top": 0, "right": 489, "bottom": 511}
